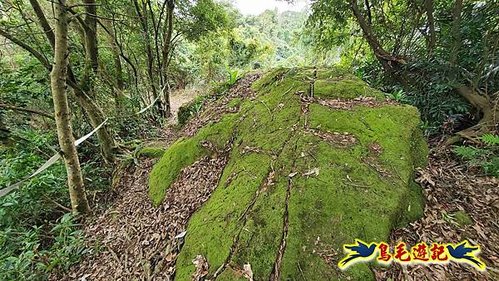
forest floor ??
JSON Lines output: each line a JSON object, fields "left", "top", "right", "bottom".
{"left": 58, "top": 76, "right": 498, "bottom": 281}
{"left": 376, "top": 140, "right": 499, "bottom": 281}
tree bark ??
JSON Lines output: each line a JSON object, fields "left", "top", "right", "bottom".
{"left": 51, "top": 0, "right": 90, "bottom": 214}
{"left": 28, "top": 0, "right": 55, "bottom": 49}
{"left": 450, "top": 0, "right": 463, "bottom": 65}
{"left": 424, "top": 0, "right": 436, "bottom": 53}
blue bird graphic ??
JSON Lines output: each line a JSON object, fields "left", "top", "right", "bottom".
{"left": 447, "top": 241, "right": 486, "bottom": 270}
{"left": 338, "top": 240, "right": 377, "bottom": 269}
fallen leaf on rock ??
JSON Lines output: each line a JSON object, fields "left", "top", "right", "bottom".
{"left": 192, "top": 255, "right": 209, "bottom": 281}
{"left": 175, "top": 231, "right": 187, "bottom": 239}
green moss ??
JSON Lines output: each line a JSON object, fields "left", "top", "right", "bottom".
{"left": 175, "top": 152, "right": 274, "bottom": 280}
{"left": 226, "top": 98, "right": 242, "bottom": 108}
{"left": 148, "top": 114, "right": 239, "bottom": 206}
{"left": 453, "top": 210, "right": 473, "bottom": 226}
{"left": 148, "top": 138, "right": 206, "bottom": 206}
{"left": 314, "top": 75, "right": 385, "bottom": 100}
{"left": 137, "top": 147, "right": 167, "bottom": 159}
{"left": 149, "top": 68, "right": 428, "bottom": 280}
{"left": 178, "top": 96, "right": 206, "bottom": 126}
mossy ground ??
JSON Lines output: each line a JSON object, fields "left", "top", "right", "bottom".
{"left": 452, "top": 210, "right": 473, "bottom": 226}
{"left": 137, "top": 146, "right": 167, "bottom": 159}
{"left": 148, "top": 68, "right": 428, "bottom": 280}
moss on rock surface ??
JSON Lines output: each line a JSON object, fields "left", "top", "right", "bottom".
{"left": 137, "top": 146, "right": 167, "bottom": 159}
{"left": 148, "top": 68, "right": 428, "bottom": 280}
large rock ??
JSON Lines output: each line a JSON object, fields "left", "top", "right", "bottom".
{"left": 149, "top": 68, "right": 428, "bottom": 280}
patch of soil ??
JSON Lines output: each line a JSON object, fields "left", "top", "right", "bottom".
{"left": 306, "top": 128, "right": 358, "bottom": 148}
{"left": 169, "top": 87, "right": 203, "bottom": 125}
{"left": 374, "top": 146, "right": 499, "bottom": 281}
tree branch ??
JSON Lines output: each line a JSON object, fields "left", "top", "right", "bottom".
{"left": 0, "top": 103, "right": 54, "bottom": 119}
{"left": 0, "top": 28, "right": 51, "bottom": 70}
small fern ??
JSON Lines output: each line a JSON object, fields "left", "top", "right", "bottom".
{"left": 481, "top": 134, "right": 499, "bottom": 146}
{"left": 453, "top": 134, "right": 499, "bottom": 177}
{"left": 453, "top": 146, "right": 484, "bottom": 161}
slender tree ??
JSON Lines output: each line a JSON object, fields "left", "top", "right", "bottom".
{"left": 27, "top": 0, "right": 117, "bottom": 163}
{"left": 51, "top": 0, "right": 90, "bottom": 214}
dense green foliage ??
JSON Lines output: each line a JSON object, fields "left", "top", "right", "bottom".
{"left": 308, "top": 0, "right": 498, "bottom": 134}
{"left": 0, "top": 129, "right": 103, "bottom": 279}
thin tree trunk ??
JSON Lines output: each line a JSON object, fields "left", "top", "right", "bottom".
{"left": 133, "top": 0, "right": 164, "bottom": 117}
{"left": 27, "top": 0, "right": 117, "bottom": 163}
{"left": 51, "top": 0, "right": 90, "bottom": 214}
{"left": 103, "top": 19, "right": 125, "bottom": 110}
{"left": 83, "top": 0, "right": 99, "bottom": 73}
{"left": 450, "top": 0, "right": 463, "bottom": 65}
{"left": 28, "top": 0, "right": 55, "bottom": 48}
{"left": 72, "top": 87, "right": 116, "bottom": 163}
{"left": 160, "top": 0, "right": 174, "bottom": 117}
{"left": 424, "top": 0, "right": 436, "bottom": 53}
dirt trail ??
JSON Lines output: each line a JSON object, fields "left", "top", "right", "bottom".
{"left": 60, "top": 156, "right": 227, "bottom": 281}
{"left": 169, "top": 87, "right": 201, "bottom": 124}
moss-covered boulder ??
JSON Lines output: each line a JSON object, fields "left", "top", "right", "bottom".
{"left": 149, "top": 68, "right": 428, "bottom": 280}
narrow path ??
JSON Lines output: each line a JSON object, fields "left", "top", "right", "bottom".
{"left": 168, "top": 87, "right": 201, "bottom": 124}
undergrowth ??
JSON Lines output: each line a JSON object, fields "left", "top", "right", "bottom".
{"left": 453, "top": 134, "right": 499, "bottom": 177}
{"left": 0, "top": 129, "right": 109, "bottom": 280}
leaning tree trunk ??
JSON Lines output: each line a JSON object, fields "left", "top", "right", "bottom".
{"left": 349, "top": 0, "right": 408, "bottom": 86}
{"left": 445, "top": 86, "right": 499, "bottom": 144}
{"left": 51, "top": 0, "right": 90, "bottom": 214}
